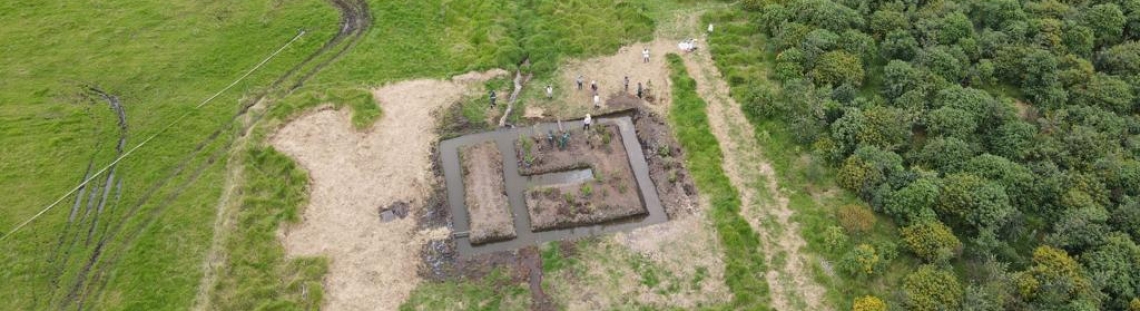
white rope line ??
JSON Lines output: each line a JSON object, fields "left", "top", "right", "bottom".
{"left": 2, "top": 30, "right": 307, "bottom": 241}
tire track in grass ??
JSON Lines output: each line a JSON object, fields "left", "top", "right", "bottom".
{"left": 48, "top": 0, "right": 373, "bottom": 308}
{"left": 40, "top": 88, "right": 127, "bottom": 310}
{"left": 74, "top": 144, "right": 229, "bottom": 310}
{"left": 82, "top": 88, "right": 128, "bottom": 247}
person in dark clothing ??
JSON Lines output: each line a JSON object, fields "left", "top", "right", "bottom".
{"left": 636, "top": 82, "right": 643, "bottom": 99}
{"left": 489, "top": 90, "right": 497, "bottom": 108}
{"left": 624, "top": 76, "right": 630, "bottom": 92}
{"left": 590, "top": 80, "right": 598, "bottom": 95}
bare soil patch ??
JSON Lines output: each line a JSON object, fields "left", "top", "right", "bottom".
{"left": 270, "top": 70, "right": 504, "bottom": 311}
{"left": 460, "top": 142, "right": 515, "bottom": 244}
{"left": 543, "top": 39, "right": 678, "bottom": 118}
{"left": 518, "top": 125, "right": 647, "bottom": 231}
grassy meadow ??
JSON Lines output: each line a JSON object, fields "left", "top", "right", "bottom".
{"left": 0, "top": 0, "right": 339, "bottom": 309}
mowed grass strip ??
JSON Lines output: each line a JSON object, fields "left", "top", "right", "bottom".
{"left": 666, "top": 53, "right": 771, "bottom": 310}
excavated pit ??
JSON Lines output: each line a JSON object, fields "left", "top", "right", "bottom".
{"left": 439, "top": 115, "right": 666, "bottom": 255}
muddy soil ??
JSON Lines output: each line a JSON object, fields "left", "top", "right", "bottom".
{"left": 517, "top": 124, "right": 622, "bottom": 176}
{"left": 460, "top": 142, "right": 516, "bottom": 244}
{"left": 631, "top": 109, "right": 700, "bottom": 219}
{"left": 517, "top": 125, "right": 647, "bottom": 231}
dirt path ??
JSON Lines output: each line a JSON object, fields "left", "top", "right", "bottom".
{"left": 679, "top": 38, "right": 831, "bottom": 311}
{"left": 270, "top": 70, "right": 505, "bottom": 311}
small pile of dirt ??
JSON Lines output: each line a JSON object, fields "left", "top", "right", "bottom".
{"left": 519, "top": 125, "right": 647, "bottom": 231}
{"left": 633, "top": 110, "right": 700, "bottom": 218}
{"left": 419, "top": 237, "right": 530, "bottom": 283}
{"left": 460, "top": 142, "right": 516, "bottom": 244}
{"left": 379, "top": 201, "right": 410, "bottom": 222}
{"left": 605, "top": 94, "right": 644, "bottom": 111}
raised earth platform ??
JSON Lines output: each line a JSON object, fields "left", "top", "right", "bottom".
{"left": 439, "top": 115, "right": 666, "bottom": 255}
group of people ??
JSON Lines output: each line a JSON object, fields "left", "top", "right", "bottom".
{"left": 489, "top": 46, "right": 658, "bottom": 110}
{"left": 572, "top": 74, "right": 651, "bottom": 109}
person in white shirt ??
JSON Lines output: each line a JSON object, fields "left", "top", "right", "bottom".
{"left": 642, "top": 48, "right": 650, "bottom": 63}
{"left": 583, "top": 114, "right": 593, "bottom": 130}
{"left": 593, "top": 94, "right": 600, "bottom": 108}
{"left": 546, "top": 85, "right": 554, "bottom": 99}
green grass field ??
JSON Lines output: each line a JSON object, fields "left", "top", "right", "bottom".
{"left": 0, "top": 0, "right": 339, "bottom": 309}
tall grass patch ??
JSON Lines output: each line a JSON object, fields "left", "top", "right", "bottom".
{"left": 270, "top": 87, "right": 381, "bottom": 129}
{"left": 209, "top": 146, "right": 328, "bottom": 310}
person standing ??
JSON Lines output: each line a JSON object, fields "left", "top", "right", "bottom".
{"left": 489, "top": 90, "right": 497, "bottom": 108}
{"left": 624, "top": 76, "right": 630, "bottom": 92}
{"left": 590, "top": 80, "right": 598, "bottom": 95}
{"left": 583, "top": 114, "right": 592, "bottom": 130}
{"left": 708, "top": 23, "right": 714, "bottom": 34}
{"left": 593, "top": 94, "right": 600, "bottom": 109}
{"left": 642, "top": 48, "right": 650, "bottom": 63}
{"left": 636, "top": 82, "right": 643, "bottom": 99}
{"left": 576, "top": 75, "right": 584, "bottom": 90}
{"left": 546, "top": 85, "right": 554, "bottom": 99}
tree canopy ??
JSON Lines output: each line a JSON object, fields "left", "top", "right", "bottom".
{"left": 741, "top": 0, "right": 1140, "bottom": 308}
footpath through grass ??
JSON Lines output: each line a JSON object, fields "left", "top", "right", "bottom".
{"left": 702, "top": 8, "right": 920, "bottom": 309}
{"left": 666, "top": 53, "right": 771, "bottom": 310}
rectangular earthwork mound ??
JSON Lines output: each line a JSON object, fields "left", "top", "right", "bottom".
{"left": 518, "top": 125, "right": 648, "bottom": 231}
{"left": 461, "top": 142, "right": 516, "bottom": 244}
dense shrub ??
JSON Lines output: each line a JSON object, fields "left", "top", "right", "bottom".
{"left": 711, "top": 0, "right": 1140, "bottom": 308}
{"left": 903, "top": 266, "right": 963, "bottom": 311}
{"left": 837, "top": 204, "right": 876, "bottom": 234}
{"left": 900, "top": 220, "right": 962, "bottom": 263}
{"left": 852, "top": 295, "right": 887, "bottom": 311}
{"left": 840, "top": 244, "right": 881, "bottom": 277}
